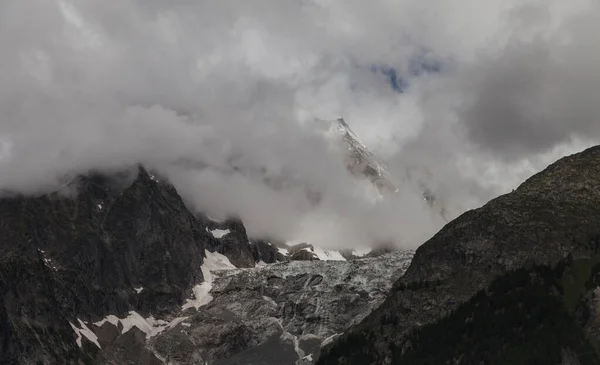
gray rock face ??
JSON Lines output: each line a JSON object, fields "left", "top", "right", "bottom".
{"left": 250, "top": 240, "right": 283, "bottom": 264}
{"left": 202, "top": 219, "right": 284, "bottom": 268}
{"left": 318, "top": 145, "right": 600, "bottom": 365}
{"left": 289, "top": 250, "right": 318, "bottom": 261}
{"left": 287, "top": 243, "right": 319, "bottom": 261}
{"left": 97, "top": 326, "right": 163, "bottom": 365}
{"left": 150, "top": 251, "right": 414, "bottom": 364}
{"left": 204, "top": 217, "right": 257, "bottom": 268}
{"left": 0, "top": 167, "right": 208, "bottom": 364}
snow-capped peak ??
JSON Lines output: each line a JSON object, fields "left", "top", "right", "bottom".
{"left": 325, "top": 118, "right": 398, "bottom": 194}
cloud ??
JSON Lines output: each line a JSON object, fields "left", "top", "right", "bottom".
{"left": 454, "top": 1, "right": 600, "bottom": 160}
{"left": 0, "top": 0, "right": 598, "bottom": 249}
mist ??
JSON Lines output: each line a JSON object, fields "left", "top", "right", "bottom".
{"left": 1, "top": 0, "right": 599, "bottom": 249}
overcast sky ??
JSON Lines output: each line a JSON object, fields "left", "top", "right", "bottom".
{"left": 0, "top": 0, "right": 599, "bottom": 249}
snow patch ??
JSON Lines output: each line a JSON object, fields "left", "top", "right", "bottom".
{"left": 145, "top": 316, "right": 169, "bottom": 327}
{"left": 182, "top": 282, "right": 212, "bottom": 310}
{"left": 285, "top": 241, "right": 346, "bottom": 261}
{"left": 204, "top": 250, "right": 237, "bottom": 271}
{"left": 42, "top": 257, "right": 58, "bottom": 271}
{"left": 352, "top": 248, "right": 372, "bottom": 257}
{"left": 210, "top": 228, "right": 231, "bottom": 239}
{"left": 162, "top": 316, "right": 189, "bottom": 332}
{"left": 283, "top": 240, "right": 377, "bottom": 261}
{"left": 322, "top": 333, "right": 341, "bottom": 347}
{"left": 312, "top": 247, "right": 346, "bottom": 261}
{"left": 282, "top": 331, "right": 304, "bottom": 359}
{"left": 70, "top": 319, "right": 101, "bottom": 349}
{"left": 93, "top": 315, "right": 120, "bottom": 327}
{"left": 182, "top": 250, "right": 236, "bottom": 310}
{"left": 119, "top": 311, "right": 155, "bottom": 335}
{"left": 93, "top": 311, "right": 188, "bottom": 338}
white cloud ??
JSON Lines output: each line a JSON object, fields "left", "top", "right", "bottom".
{"left": 0, "top": 0, "right": 598, "bottom": 248}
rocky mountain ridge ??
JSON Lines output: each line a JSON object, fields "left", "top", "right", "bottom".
{"left": 0, "top": 165, "right": 413, "bottom": 364}
{"left": 0, "top": 167, "right": 209, "bottom": 363}
{"left": 317, "top": 145, "right": 600, "bottom": 364}
{"left": 4, "top": 126, "right": 600, "bottom": 364}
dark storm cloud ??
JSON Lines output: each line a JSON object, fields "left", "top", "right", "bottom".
{"left": 456, "top": 2, "right": 600, "bottom": 159}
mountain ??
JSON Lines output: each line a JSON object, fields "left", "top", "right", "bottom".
{"left": 0, "top": 167, "right": 208, "bottom": 363}
{"left": 317, "top": 145, "right": 600, "bottom": 365}
{"left": 0, "top": 166, "right": 277, "bottom": 363}
{"left": 5, "top": 124, "right": 600, "bottom": 364}
{"left": 328, "top": 118, "right": 398, "bottom": 195}
{"left": 0, "top": 165, "right": 414, "bottom": 364}
{"left": 327, "top": 118, "right": 449, "bottom": 221}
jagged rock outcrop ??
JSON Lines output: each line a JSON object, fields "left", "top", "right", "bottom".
{"left": 203, "top": 217, "right": 256, "bottom": 268}
{"left": 250, "top": 240, "right": 284, "bottom": 264}
{"left": 276, "top": 242, "right": 357, "bottom": 262}
{"left": 288, "top": 243, "right": 319, "bottom": 261}
{"left": 318, "top": 145, "right": 600, "bottom": 365}
{"left": 0, "top": 167, "right": 207, "bottom": 364}
{"left": 202, "top": 219, "right": 284, "bottom": 268}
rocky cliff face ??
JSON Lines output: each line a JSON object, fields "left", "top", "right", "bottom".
{"left": 202, "top": 217, "right": 282, "bottom": 268}
{"left": 0, "top": 167, "right": 234, "bottom": 364}
{"left": 318, "top": 145, "right": 600, "bottom": 364}
{"left": 0, "top": 164, "right": 414, "bottom": 365}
